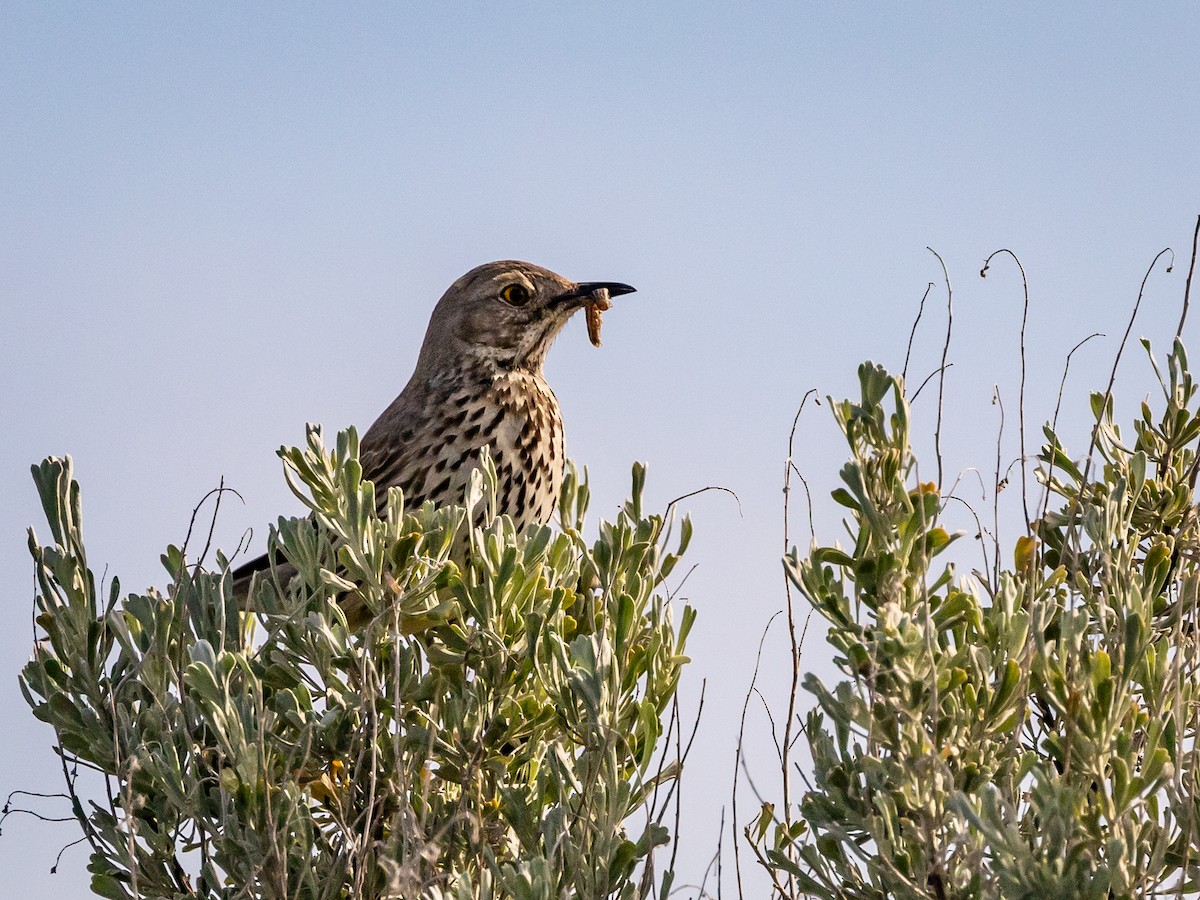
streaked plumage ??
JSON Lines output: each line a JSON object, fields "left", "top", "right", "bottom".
{"left": 231, "top": 260, "right": 634, "bottom": 598}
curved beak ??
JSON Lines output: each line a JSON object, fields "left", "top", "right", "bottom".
{"left": 552, "top": 281, "right": 637, "bottom": 308}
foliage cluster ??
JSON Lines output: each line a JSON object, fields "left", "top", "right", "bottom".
{"left": 747, "top": 342, "right": 1200, "bottom": 899}
{"left": 20, "top": 428, "right": 694, "bottom": 899}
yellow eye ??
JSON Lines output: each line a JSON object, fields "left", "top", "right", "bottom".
{"left": 500, "top": 283, "right": 531, "bottom": 306}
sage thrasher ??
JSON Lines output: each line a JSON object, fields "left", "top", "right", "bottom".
{"left": 230, "top": 259, "right": 635, "bottom": 598}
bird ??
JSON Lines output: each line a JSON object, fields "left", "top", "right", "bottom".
{"left": 230, "top": 260, "right": 636, "bottom": 602}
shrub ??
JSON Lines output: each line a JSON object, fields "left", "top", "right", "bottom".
{"left": 20, "top": 427, "right": 694, "bottom": 899}
{"left": 747, "top": 340, "right": 1200, "bottom": 898}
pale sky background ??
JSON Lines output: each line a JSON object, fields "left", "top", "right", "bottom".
{"left": 3, "top": 4, "right": 1200, "bottom": 896}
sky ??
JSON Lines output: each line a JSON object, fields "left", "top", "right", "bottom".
{"left": 3, "top": 3, "right": 1200, "bottom": 896}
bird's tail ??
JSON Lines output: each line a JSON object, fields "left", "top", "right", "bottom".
{"left": 229, "top": 549, "right": 296, "bottom": 608}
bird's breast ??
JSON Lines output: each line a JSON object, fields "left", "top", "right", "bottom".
{"left": 360, "top": 369, "right": 565, "bottom": 531}
{"left": 486, "top": 371, "right": 564, "bottom": 528}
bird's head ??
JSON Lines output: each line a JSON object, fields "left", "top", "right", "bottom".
{"left": 415, "top": 260, "right": 635, "bottom": 376}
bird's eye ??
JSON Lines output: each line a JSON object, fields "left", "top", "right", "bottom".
{"left": 500, "top": 283, "right": 532, "bottom": 306}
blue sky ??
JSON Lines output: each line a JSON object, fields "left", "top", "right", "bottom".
{"left": 3, "top": 4, "right": 1200, "bottom": 895}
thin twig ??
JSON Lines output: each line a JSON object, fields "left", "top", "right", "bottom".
{"left": 197, "top": 477, "right": 236, "bottom": 569}
{"left": 1038, "top": 332, "right": 1104, "bottom": 527}
{"left": 731, "top": 611, "right": 782, "bottom": 900}
{"left": 787, "top": 463, "right": 816, "bottom": 545}
{"left": 180, "top": 483, "right": 245, "bottom": 566}
{"left": 981, "top": 248, "right": 1032, "bottom": 527}
{"left": 992, "top": 386, "right": 1005, "bottom": 588}
{"left": 49, "top": 836, "right": 89, "bottom": 874}
{"left": 1176, "top": 214, "right": 1200, "bottom": 340}
{"left": 928, "top": 248, "right": 954, "bottom": 491}
{"left": 945, "top": 495, "right": 992, "bottom": 595}
{"left": 780, "top": 387, "right": 821, "bottom": 900}
{"left": 0, "top": 807, "right": 76, "bottom": 825}
{"left": 1078, "top": 249, "right": 1174, "bottom": 504}
{"left": 903, "top": 282, "right": 936, "bottom": 382}
{"left": 3, "top": 789, "right": 72, "bottom": 807}
{"left": 911, "top": 363, "right": 955, "bottom": 404}
{"left": 666, "top": 682, "right": 706, "bottom": 877}
{"left": 664, "top": 485, "right": 743, "bottom": 522}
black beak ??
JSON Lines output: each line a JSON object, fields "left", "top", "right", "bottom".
{"left": 577, "top": 281, "right": 636, "bottom": 298}
{"left": 553, "top": 281, "right": 637, "bottom": 307}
